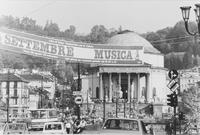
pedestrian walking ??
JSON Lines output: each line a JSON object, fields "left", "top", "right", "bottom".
{"left": 65, "top": 120, "right": 71, "bottom": 134}
{"left": 149, "top": 124, "right": 155, "bottom": 135}
{"left": 165, "top": 123, "right": 172, "bottom": 135}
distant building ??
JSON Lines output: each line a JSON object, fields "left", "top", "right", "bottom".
{"left": 20, "top": 73, "right": 56, "bottom": 99}
{"left": 179, "top": 68, "right": 200, "bottom": 92}
{"left": 0, "top": 73, "right": 29, "bottom": 117}
{"left": 28, "top": 86, "right": 50, "bottom": 109}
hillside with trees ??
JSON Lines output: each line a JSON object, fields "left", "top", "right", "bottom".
{"left": 0, "top": 15, "right": 200, "bottom": 74}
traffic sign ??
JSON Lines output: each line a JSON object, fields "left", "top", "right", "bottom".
{"left": 168, "top": 70, "right": 178, "bottom": 80}
{"left": 167, "top": 79, "right": 177, "bottom": 89}
{"left": 170, "top": 83, "right": 179, "bottom": 92}
{"left": 75, "top": 96, "right": 83, "bottom": 104}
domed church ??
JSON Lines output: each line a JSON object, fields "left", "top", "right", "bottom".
{"left": 81, "top": 31, "right": 167, "bottom": 117}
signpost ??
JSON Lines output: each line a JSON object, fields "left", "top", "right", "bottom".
{"left": 167, "top": 69, "right": 179, "bottom": 135}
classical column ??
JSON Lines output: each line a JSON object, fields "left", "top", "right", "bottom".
{"left": 145, "top": 73, "right": 150, "bottom": 103}
{"left": 100, "top": 73, "right": 103, "bottom": 100}
{"left": 137, "top": 73, "right": 140, "bottom": 102}
{"left": 118, "top": 73, "right": 121, "bottom": 98}
{"left": 128, "top": 73, "right": 131, "bottom": 102}
{"left": 109, "top": 73, "right": 112, "bottom": 102}
{"left": 131, "top": 76, "right": 134, "bottom": 100}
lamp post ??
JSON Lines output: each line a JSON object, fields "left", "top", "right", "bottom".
{"left": 180, "top": 4, "right": 200, "bottom": 36}
{"left": 6, "top": 69, "right": 10, "bottom": 123}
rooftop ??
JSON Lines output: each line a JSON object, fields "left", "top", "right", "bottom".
{"left": 106, "top": 31, "right": 161, "bottom": 54}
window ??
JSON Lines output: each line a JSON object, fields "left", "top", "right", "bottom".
{"left": 14, "top": 98, "right": 18, "bottom": 105}
{"left": 103, "top": 119, "right": 139, "bottom": 131}
{"left": 14, "top": 82, "right": 17, "bottom": 96}
{"left": 30, "top": 111, "right": 39, "bottom": 119}
{"left": 49, "top": 110, "right": 58, "bottom": 118}
{"left": 40, "top": 110, "right": 47, "bottom": 119}
{"left": 45, "top": 124, "right": 62, "bottom": 130}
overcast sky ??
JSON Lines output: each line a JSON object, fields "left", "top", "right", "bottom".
{"left": 0, "top": 0, "right": 199, "bottom": 35}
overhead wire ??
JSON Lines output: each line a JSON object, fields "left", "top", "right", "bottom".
{"left": 23, "top": 1, "right": 57, "bottom": 17}
{"left": 149, "top": 35, "right": 195, "bottom": 44}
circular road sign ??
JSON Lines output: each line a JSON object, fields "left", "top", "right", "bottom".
{"left": 75, "top": 96, "right": 83, "bottom": 104}
{"left": 168, "top": 70, "right": 178, "bottom": 80}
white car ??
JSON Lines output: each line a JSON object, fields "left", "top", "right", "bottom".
{"left": 82, "top": 118, "right": 149, "bottom": 135}
{"left": 42, "top": 122, "right": 66, "bottom": 134}
{"left": 0, "top": 123, "right": 29, "bottom": 134}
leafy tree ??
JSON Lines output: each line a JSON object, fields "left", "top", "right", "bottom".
{"left": 63, "top": 25, "right": 76, "bottom": 40}
{"left": 44, "top": 20, "right": 60, "bottom": 37}
{"left": 180, "top": 86, "right": 200, "bottom": 127}
{"left": 51, "top": 61, "right": 74, "bottom": 84}
{"left": 89, "top": 25, "right": 109, "bottom": 43}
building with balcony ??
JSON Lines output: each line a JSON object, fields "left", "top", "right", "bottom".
{"left": 0, "top": 73, "right": 29, "bottom": 117}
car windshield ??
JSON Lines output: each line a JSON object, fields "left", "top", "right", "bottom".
{"left": 45, "top": 124, "right": 62, "bottom": 130}
{"left": 103, "top": 119, "right": 139, "bottom": 131}
{"left": 8, "top": 124, "right": 26, "bottom": 131}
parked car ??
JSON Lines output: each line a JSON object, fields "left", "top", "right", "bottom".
{"left": 0, "top": 123, "right": 29, "bottom": 134}
{"left": 42, "top": 122, "right": 66, "bottom": 134}
{"left": 82, "top": 118, "right": 149, "bottom": 135}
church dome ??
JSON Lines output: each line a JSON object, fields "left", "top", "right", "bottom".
{"left": 107, "top": 31, "right": 160, "bottom": 54}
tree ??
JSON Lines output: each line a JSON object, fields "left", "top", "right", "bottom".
{"left": 180, "top": 86, "right": 200, "bottom": 127}
{"left": 51, "top": 61, "right": 74, "bottom": 84}
{"left": 183, "top": 46, "right": 194, "bottom": 69}
{"left": 63, "top": 25, "right": 76, "bottom": 40}
{"left": 89, "top": 25, "right": 109, "bottom": 43}
{"left": 44, "top": 20, "right": 60, "bottom": 37}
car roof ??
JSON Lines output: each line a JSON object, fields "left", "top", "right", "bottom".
{"left": 44, "top": 122, "right": 63, "bottom": 125}
{"left": 105, "top": 118, "right": 140, "bottom": 121}
{"left": 7, "top": 123, "right": 26, "bottom": 125}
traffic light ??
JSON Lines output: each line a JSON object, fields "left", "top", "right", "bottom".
{"left": 167, "top": 92, "right": 178, "bottom": 107}
{"left": 167, "top": 93, "right": 174, "bottom": 107}
{"left": 173, "top": 93, "right": 178, "bottom": 106}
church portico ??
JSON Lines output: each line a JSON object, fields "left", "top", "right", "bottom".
{"left": 98, "top": 65, "right": 151, "bottom": 103}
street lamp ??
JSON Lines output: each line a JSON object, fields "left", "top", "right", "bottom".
{"left": 180, "top": 4, "right": 200, "bottom": 36}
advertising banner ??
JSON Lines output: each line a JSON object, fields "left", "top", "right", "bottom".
{"left": 0, "top": 27, "right": 144, "bottom": 64}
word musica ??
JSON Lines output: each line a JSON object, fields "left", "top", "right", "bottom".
{"left": 94, "top": 49, "right": 135, "bottom": 60}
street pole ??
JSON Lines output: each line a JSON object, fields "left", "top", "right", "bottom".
{"left": 103, "top": 87, "right": 106, "bottom": 122}
{"left": 77, "top": 63, "right": 81, "bottom": 120}
{"left": 116, "top": 98, "right": 118, "bottom": 117}
{"left": 6, "top": 69, "right": 10, "bottom": 123}
{"left": 124, "top": 99, "right": 126, "bottom": 118}
{"left": 41, "top": 75, "right": 43, "bottom": 108}
{"left": 87, "top": 89, "right": 89, "bottom": 114}
{"left": 62, "top": 83, "right": 64, "bottom": 121}
{"left": 129, "top": 99, "right": 131, "bottom": 117}
{"left": 174, "top": 91, "right": 177, "bottom": 135}
{"left": 174, "top": 105, "right": 176, "bottom": 135}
